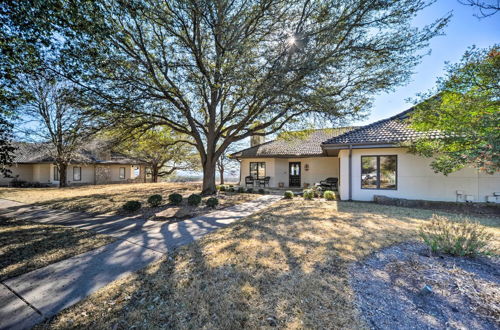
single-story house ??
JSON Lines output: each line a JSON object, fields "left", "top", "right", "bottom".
{"left": 1, "top": 142, "right": 148, "bottom": 186}
{"left": 232, "top": 109, "right": 500, "bottom": 203}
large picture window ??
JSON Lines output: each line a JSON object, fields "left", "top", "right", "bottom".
{"left": 361, "top": 155, "right": 397, "bottom": 190}
{"left": 249, "top": 162, "right": 266, "bottom": 179}
{"left": 73, "top": 166, "right": 82, "bottom": 181}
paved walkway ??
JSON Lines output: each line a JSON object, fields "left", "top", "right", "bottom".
{"left": 0, "top": 195, "right": 281, "bottom": 329}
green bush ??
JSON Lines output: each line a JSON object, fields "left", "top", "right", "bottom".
{"left": 283, "top": 191, "right": 294, "bottom": 199}
{"left": 206, "top": 197, "right": 219, "bottom": 208}
{"left": 122, "top": 201, "right": 141, "bottom": 212}
{"left": 419, "top": 215, "right": 495, "bottom": 257}
{"left": 228, "top": 187, "right": 235, "bottom": 193}
{"left": 168, "top": 193, "right": 183, "bottom": 205}
{"left": 219, "top": 185, "right": 226, "bottom": 192}
{"left": 187, "top": 194, "right": 202, "bottom": 206}
{"left": 147, "top": 194, "right": 163, "bottom": 207}
{"left": 258, "top": 188, "right": 266, "bottom": 194}
{"left": 237, "top": 187, "right": 245, "bottom": 193}
{"left": 246, "top": 188, "right": 254, "bottom": 193}
{"left": 323, "top": 190, "right": 336, "bottom": 201}
{"left": 303, "top": 189, "right": 315, "bottom": 200}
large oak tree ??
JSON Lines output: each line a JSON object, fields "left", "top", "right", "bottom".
{"left": 60, "top": 0, "right": 449, "bottom": 194}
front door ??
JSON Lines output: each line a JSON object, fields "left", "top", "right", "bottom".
{"left": 289, "top": 162, "right": 301, "bottom": 187}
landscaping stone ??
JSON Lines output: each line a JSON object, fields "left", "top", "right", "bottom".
{"left": 153, "top": 206, "right": 199, "bottom": 220}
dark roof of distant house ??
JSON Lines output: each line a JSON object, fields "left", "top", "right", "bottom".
{"left": 11, "top": 142, "right": 146, "bottom": 165}
{"left": 322, "top": 109, "right": 442, "bottom": 146}
{"left": 231, "top": 127, "right": 357, "bottom": 158}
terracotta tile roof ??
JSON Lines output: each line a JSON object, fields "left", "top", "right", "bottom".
{"left": 322, "top": 109, "right": 442, "bottom": 146}
{"left": 11, "top": 142, "right": 145, "bottom": 165}
{"left": 231, "top": 127, "right": 357, "bottom": 158}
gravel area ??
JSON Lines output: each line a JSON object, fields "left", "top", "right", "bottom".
{"left": 350, "top": 242, "right": 499, "bottom": 329}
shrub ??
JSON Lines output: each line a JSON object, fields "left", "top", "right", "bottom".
{"left": 283, "top": 191, "right": 294, "bottom": 199}
{"left": 147, "top": 194, "right": 163, "bottom": 207}
{"left": 187, "top": 194, "right": 202, "bottom": 206}
{"left": 258, "top": 188, "right": 266, "bottom": 194}
{"left": 419, "top": 215, "right": 495, "bottom": 257}
{"left": 237, "top": 187, "right": 245, "bottom": 193}
{"left": 323, "top": 190, "right": 336, "bottom": 201}
{"left": 219, "top": 185, "right": 227, "bottom": 192}
{"left": 206, "top": 197, "right": 219, "bottom": 208}
{"left": 228, "top": 187, "right": 235, "bottom": 193}
{"left": 123, "top": 201, "right": 141, "bottom": 212}
{"left": 246, "top": 188, "right": 254, "bottom": 193}
{"left": 168, "top": 193, "right": 183, "bottom": 205}
{"left": 303, "top": 189, "right": 315, "bottom": 200}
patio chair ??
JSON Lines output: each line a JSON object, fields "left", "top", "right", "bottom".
{"left": 260, "top": 176, "right": 271, "bottom": 187}
{"left": 245, "top": 176, "right": 255, "bottom": 187}
{"left": 319, "top": 177, "right": 338, "bottom": 190}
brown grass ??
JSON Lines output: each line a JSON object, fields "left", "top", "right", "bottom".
{"left": 38, "top": 201, "right": 499, "bottom": 329}
{"left": 0, "top": 217, "right": 114, "bottom": 281}
{"left": 0, "top": 183, "right": 256, "bottom": 215}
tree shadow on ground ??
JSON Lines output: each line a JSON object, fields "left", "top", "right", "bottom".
{"left": 36, "top": 199, "right": 500, "bottom": 329}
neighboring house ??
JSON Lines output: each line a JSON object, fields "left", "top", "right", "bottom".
{"left": 0, "top": 142, "right": 148, "bottom": 186}
{"left": 232, "top": 110, "right": 500, "bottom": 203}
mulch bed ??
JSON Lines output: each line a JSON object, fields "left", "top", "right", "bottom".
{"left": 350, "top": 242, "right": 499, "bottom": 329}
{"left": 373, "top": 195, "right": 500, "bottom": 218}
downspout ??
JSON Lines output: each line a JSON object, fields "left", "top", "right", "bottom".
{"left": 348, "top": 145, "right": 352, "bottom": 201}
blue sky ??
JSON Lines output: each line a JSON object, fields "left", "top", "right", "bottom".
{"left": 356, "top": 0, "right": 499, "bottom": 126}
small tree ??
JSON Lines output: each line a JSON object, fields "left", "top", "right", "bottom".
{"left": 409, "top": 45, "right": 500, "bottom": 175}
{"left": 113, "top": 127, "right": 200, "bottom": 183}
{"left": 15, "top": 73, "right": 95, "bottom": 187}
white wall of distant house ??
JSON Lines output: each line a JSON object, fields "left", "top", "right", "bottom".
{"left": 0, "top": 163, "right": 143, "bottom": 186}
{"left": 339, "top": 147, "right": 500, "bottom": 203}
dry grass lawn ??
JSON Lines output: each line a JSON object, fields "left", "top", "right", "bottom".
{"left": 0, "top": 183, "right": 255, "bottom": 215}
{"left": 0, "top": 217, "right": 114, "bottom": 281}
{"left": 37, "top": 201, "right": 499, "bottom": 329}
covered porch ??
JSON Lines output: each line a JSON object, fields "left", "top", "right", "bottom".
{"left": 238, "top": 156, "right": 340, "bottom": 190}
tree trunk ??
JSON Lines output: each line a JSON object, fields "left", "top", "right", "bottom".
{"left": 151, "top": 165, "right": 159, "bottom": 183}
{"left": 219, "top": 165, "right": 224, "bottom": 185}
{"left": 202, "top": 157, "right": 217, "bottom": 195}
{"left": 59, "top": 163, "right": 68, "bottom": 188}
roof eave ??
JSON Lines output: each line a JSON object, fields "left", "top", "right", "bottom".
{"left": 321, "top": 142, "right": 402, "bottom": 150}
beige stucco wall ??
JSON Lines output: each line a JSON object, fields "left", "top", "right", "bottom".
{"left": 338, "top": 147, "right": 500, "bottom": 202}
{"left": 239, "top": 157, "right": 339, "bottom": 188}
{"left": 1, "top": 163, "right": 146, "bottom": 186}
{"left": 239, "top": 158, "right": 277, "bottom": 186}
{"left": 66, "top": 165, "right": 95, "bottom": 185}
{"left": 33, "top": 164, "right": 51, "bottom": 184}
{"left": 0, "top": 164, "right": 34, "bottom": 185}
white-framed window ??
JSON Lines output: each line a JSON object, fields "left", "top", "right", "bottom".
{"left": 73, "top": 166, "right": 81, "bottom": 181}
{"left": 53, "top": 166, "right": 60, "bottom": 181}
{"left": 119, "top": 167, "right": 126, "bottom": 179}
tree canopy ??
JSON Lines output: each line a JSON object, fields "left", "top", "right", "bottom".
{"left": 53, "top": 0, "right": 449, "bottom": 193}
{"left": 409, "top": 45, "right": 500, "bottom": 175}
